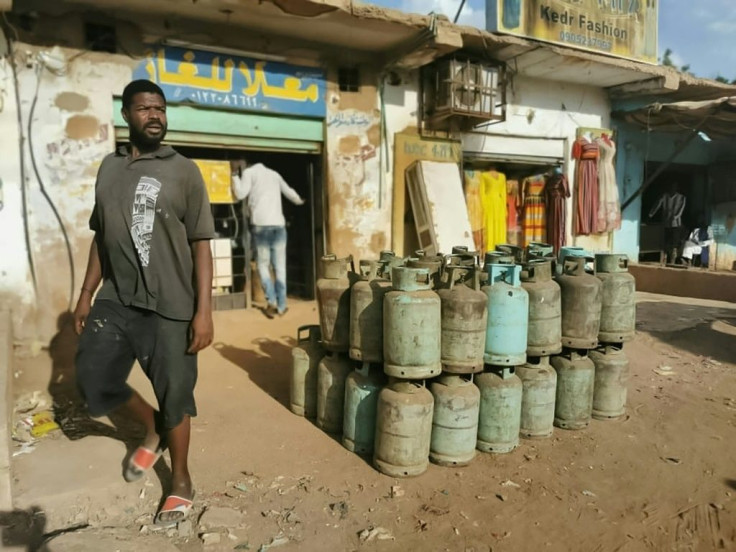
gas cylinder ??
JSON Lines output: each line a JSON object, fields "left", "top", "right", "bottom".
{"left": 476, "top": 367, "right": 522, "bottom": 453}
{"left": 521, "top": 260, "right": 562, "bottom": 357}
{"left": 496, "top": 244, "right": 524, "bottom": 264}
{"left": 484, "top": 251, "right": 515, "bottom": 265}
{"left": 589, "top": 345, "right": 629, "bottom": 420}
{"left": 408, "top": 250, "right": 444, "bottom": 289}
{"left": 595, "top": 254, "right": 636, "bottom": 343}
{"left": 451, "top": 246, "right": 480, "bottom": 268}
{"left": 551, "top": 350, "right": 594, "bottom": 430}
{"left": 483, "top": 262, "right": 529, "bottom": 366}
{"left": 438, "top": 266, "right": 487, "bottom": 374}
{"left": 558, "top": 246, "right": 586, "bottom": 265}
{"left": 556, "top": 257, "right": 602, "bottom": 349}
{"left": 527, "top": 242, "right": 555, "bottom": 260}
{"left": 516, "top": 357, "right": 557, "bottom": 439}
{"left": 317, "top": 255, "right": 355, "bottom": 353}
{"left": 342, "top": 363, "right": 387, "bottom": 454}
{"left": 316, "top": 352, "right": 354, "bottom": 434}
{"left": 379, "top": 250, "right": 403, "bottom": 277}
{"left": 374, "top": 380, "right": 434, "bottom": 477}
{"left": 383, "top": 267, "right": 442, "bottom": 379}
{"left": 429, "top": 374, "right": 480, "bottom": 466}
{"left": 349, "top": 261, "right": 392, "bottom": 363}
{"left": 290, "top": 325, "right": 325, "bottom": 418}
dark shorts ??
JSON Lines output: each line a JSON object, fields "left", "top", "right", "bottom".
{"left": 75, "top": 300, "right": 197, "bottom": 429}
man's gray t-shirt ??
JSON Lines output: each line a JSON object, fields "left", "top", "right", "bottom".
{"left": 90, "top": 145, "right": 215, "bottom": 321}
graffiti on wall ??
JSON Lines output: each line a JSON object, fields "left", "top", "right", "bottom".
{"left": 135, "top": 47, "right": 327, "bottom": 117}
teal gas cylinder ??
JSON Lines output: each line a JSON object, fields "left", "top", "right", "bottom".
{"left": 383, "top": 267, "right": 442, "bottom": 379}
{"left": 594, "top": 254, "right": 636, "bottom": 344}
{"left": 429, "top": 374, "right": 480, "bottom": 467}
{"left": 342, "top": 363, "right": 386, "bottom": 454}
{"left": 551, "top": 350, "right": 595, "bottom": 430}
{"left": 589, "top": 345, "right": 629, "bottom": 420}
{"left": 476, "top": 367, "right": 523, "bottom": 454}
{"left": 483, "top": 262, "right": 529, "bottom": 366}
{"left": 374, "top": 380, "right": 434, "bottom": 477}
{"left": 349, "top": 261, "right": 392, "bottom": 363}
{"left": 516, "top": 356, "right": 557, "bottom": 439}
{"left": 316, "top": 352, "right": 354, "bottom": 435}
{"left": 407, "top": 250, "right": 444, "bottom": 289}
{"left": 290, "top": 325, "right": 325, "bottom": 418}
{"left": 438, "top": 266, "right": 487, "bottom": 374}
{"left": 521, "top": 260, "right": 562, "bottom": 357}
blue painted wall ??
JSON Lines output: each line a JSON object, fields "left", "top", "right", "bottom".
{"left": 612, "top": 119, "right": 736, "bottom": 262}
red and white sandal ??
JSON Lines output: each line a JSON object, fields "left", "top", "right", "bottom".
{"left": 154, "top": 494, "right": 194, "bottom": 526}
{"left": 124, "top": 445, "right": 164, "bottom": 482}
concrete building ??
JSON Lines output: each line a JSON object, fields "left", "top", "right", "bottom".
{"left": 1, "top": 0, "right": 734, "bottom": 342}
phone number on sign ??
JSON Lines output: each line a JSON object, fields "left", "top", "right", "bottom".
{"left": 559, "top": 31, "right": 612, "bottom": 51}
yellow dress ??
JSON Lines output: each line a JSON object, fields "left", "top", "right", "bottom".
{"left": 463, "top": 170, "right": 485, "bottom": 252}
{"left": 481, "top": 171, "right": 508, "bottom": 252}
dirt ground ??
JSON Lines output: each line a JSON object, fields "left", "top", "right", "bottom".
{"left": 3, "top": 292, "right": 736, "bottom": 552}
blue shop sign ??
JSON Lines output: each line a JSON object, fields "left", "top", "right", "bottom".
{"left": 134, "top": 46, "right": 326, "bottom": 118}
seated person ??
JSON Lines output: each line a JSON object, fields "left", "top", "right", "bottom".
{"left": 682, "top": 224, "right": 714, "bottom": 267}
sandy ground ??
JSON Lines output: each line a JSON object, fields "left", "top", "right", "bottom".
{"left": 3, "top": 292, "right": 736, "bottom": 552}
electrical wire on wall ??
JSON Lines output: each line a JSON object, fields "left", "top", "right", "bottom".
{"left": 2, "top": 14, "right": 38, "bottom": 294}
{"left": 28, "top": 55, "right": 77, "bottom": 312}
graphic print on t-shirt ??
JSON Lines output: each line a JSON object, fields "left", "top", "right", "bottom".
{"left": 130, "top": 176, "right": 162, "bottom": 267}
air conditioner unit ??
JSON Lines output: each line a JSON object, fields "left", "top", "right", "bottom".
{"left": 423, "top": 58, "right": 505, "bottom": 130}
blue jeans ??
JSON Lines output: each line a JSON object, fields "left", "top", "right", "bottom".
{"left": 252, "top": 226, "right": 287, "bottom": 313}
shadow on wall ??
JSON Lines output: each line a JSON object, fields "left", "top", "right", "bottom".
{"left": 636, "top": 301, "right": 736, "bottom": 364}
{"left": 212, "top": 337, "right": 296, "bottom": 409}
{"left": 46, "top": 312, "right": 172, "bottom": 489}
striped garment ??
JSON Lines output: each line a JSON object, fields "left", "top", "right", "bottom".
{"left": 522, "top": 175, "right": 547, "bottom": 247}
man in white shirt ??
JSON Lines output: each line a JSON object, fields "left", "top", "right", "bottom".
{"left": 231, "top": 159, "right": 304, "bottom": 317}
{"left": 649, "top": 182, "right": 687, "bottom": 264}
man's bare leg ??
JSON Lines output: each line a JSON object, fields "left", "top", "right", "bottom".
{"left": 157, "top": 415, "right": 193, "bottom": 523}
{"left": 118, "top": 390, "right": 160, "bottom": 450}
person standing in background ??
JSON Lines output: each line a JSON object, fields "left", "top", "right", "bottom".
{"left": 649, "top": 182, "right": 687, "bottom": 264}
{"left": 232, "top": 159, "right": 304, "bottom": 318}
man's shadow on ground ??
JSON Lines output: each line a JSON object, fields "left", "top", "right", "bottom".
{"left": 46, "top": 312, "right": 172, "bottom": 490}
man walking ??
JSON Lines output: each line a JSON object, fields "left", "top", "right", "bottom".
{"left": 231, "top": 159, "right": 304, "bottom": 318}
{"left": 73, "top": 79, "right": 214, "bottom": 525}
{"left": 649, "top": 182, "right": 687, "bottom": 264}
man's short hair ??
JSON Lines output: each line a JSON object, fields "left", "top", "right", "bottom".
{"left": 122, "top": 80, "right": 166, "bottom": 109}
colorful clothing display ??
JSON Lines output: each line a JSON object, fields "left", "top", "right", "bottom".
{"left": 595, "top": 136, "right": 621, "bottom": 233}
{"left": 481, "top": 170, "right": 508, "bottom": 253}
{"left": 572, "top": 137, "right": 600, "bottom": 236}
{"left": 463, "top": 170, "right": 485, "bottom": 252}
{"left": 521, "top": 174, "right": 546, "bottom": 247}
{"left": 544, "top": 172, "right": 570, "bottom": 254}
{"left": 506, "top": 179, "right": 522, "bottom": 246}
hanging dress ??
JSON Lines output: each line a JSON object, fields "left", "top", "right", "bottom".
{"left": 463, "top": 170, "right": 485, "bottom": 252}
{"left": 506, "top": 179, "right": 522, "bottom": 246}
{"left": 595, "top": 137, "right": 621, "bottom": 233}
{"left": 521, "top": 174, "right": 546, "bottom": 247}
{"left": 572, "top": 137, "right": 600, "bottom": 235}
{"left": 481, "top": 170, "right": 508, "bottom": 253}
{"left": 544, "top": 172, "right": 571, "bottom": 254}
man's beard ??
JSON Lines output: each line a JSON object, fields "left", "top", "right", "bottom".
{"left": 129, "top": 123, "right": 167, "bottom": 149}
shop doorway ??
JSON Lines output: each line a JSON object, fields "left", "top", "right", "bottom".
{"left": 118, "top": 142, "right": 324, "bottom": 307}
{"left": 639, "top": 162, "right": 709, "bottom": 263}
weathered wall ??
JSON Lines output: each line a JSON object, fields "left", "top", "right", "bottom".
{"left": 324, "top": 66, "right": 387, "bottom": 260}
{"left": 2, "top": 43, "right": 133, "bottom": 340}
{"left": 462, "top": 74, "right": 612, "bottom": 253}
{"left": 0, "top": 33, "right": 34, "bottom": 338}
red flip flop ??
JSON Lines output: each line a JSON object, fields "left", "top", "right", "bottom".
{"left": 124, "top": 445, "right": 164, "bottom": 482}
{"left": 154, "top": 494, "right": 194, "bottom": 527}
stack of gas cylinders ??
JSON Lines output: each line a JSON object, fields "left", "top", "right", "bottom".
{"left": 289, "top": 243, "right": 635, "bottom": 478}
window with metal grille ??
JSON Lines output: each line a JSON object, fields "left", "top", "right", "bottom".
{"left": 338, "top": 67, "right": 360, "bottom": 92}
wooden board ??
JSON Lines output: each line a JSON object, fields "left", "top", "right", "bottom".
{"left": 392, "top": 133, "right": 462, "bottom": 255}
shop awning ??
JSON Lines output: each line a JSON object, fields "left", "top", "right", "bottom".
{"left": 614, "top": 96, "right": 736, "bottom": 140}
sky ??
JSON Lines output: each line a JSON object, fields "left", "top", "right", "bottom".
{"left": 364, "top": 0, "right": 736, "bottom": 80}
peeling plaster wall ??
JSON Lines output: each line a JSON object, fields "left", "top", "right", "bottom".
{"left": 324, "top": 67, "right": 389, "bottom": 260}
{"left": 4, "top": 44, "right": 133, "bottom": 340}
{"left": 0, "top": 42, "right": 34, "bottom": 337}
{"left": 462, "top": 75, "right": 613, "bottom": 253}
